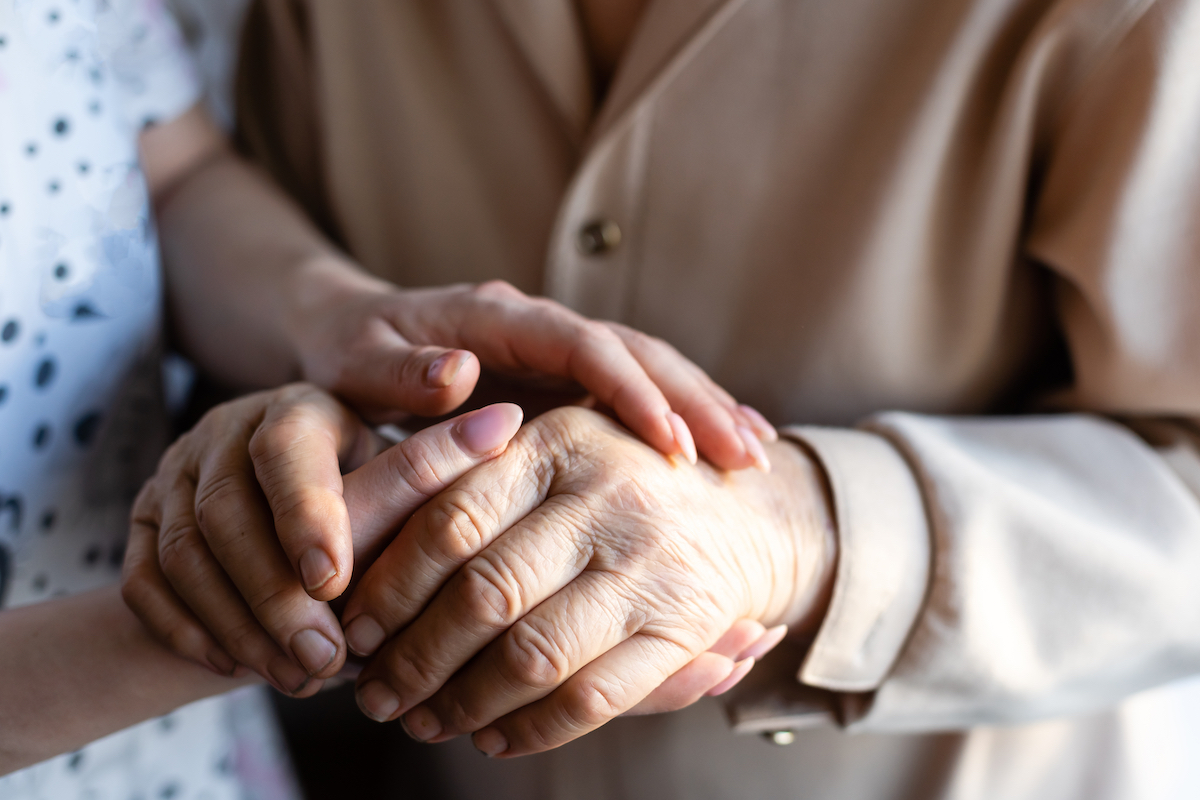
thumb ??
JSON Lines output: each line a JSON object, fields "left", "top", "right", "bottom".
{"left": 342, "top": 403, "right": 525, "bottom": 575}
{"left": 331, "top": 342, "right": 482, "bottom": 422}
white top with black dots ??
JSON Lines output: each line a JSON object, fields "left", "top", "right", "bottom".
{"left": 0, "top": 1, "right": 297, "bottom": 798}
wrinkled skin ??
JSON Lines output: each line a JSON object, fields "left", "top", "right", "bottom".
{"left": 345, "top": 406, "right": 835, "bottom": 756}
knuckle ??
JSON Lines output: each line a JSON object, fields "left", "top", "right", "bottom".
{"left": 610, "top": 322, "right": 651, "bottom": 350}
{"left": 119, "top": 568, "right": 156, "bottom": 615}
{"left": 564, "top": 676, "right": 626, "bottom": 727}
{"left": 382, "top": 642, "right": 442, "bottom": 694}
{"left": 389, "top": 437, "right": 452, "bottom": 498}
{"left": 220, "top": 617, "right": 272, "bottom": 663}
{"left": 193, "top": 472, "right": 255, "bottom": 535}
{"left": 269, "top": 486, "right": 337, "bottom": 542}
{"left": 474, "top": 279, "right": 524, "bottom": 301}
{"left": 131, "top": 479, "right": 159, "bottom": 519}
{"left": 248, "top": 413, "right": 320, "bottom": 467}
{"left": 244, "top": 580, "right": 296, "bottom": 622}
{"left": 157, "top": 520, "right": 207, "bottom": 579}
{"left": 455, "top": 559, "right": 521, "bottom": 628}
{"left": 423, "top": 489, "right": 495, "bottom": 563}
{"left": 357, "top": 568, "right": 418, "bottom": 628}
{"left": 501, "top": 621, "right": 572, "bottom": 690}
{"left": 198, "top": 400, "right": 239, "bottom": 434}
{"left": 576, "top": 319, "right": 621, "bottom": 349}
{"left": 437, "top": 696, "right": 484, "bottom": 733}
{"left": 507, "top": 709, "right": 560, "bottom": 753}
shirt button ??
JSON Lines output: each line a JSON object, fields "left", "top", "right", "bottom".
{"left": 763, "top": 730, "right": 796, "bottom": 746}
{"left": 576, "top": 220, "right": 622, "bottom": 255}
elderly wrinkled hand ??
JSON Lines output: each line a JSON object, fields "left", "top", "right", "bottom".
{"left": 342, "top": 406, "right": 837, "bottom": 756}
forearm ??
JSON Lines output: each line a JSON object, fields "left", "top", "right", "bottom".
{"left": 148, "top": 108, "right": 384, "bottom": 388}
{"left": 0, "top": 586, "right": 255, "bottom": 775}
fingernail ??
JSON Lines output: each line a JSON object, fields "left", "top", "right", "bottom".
{"left": 737, "top": 426, "right": 771, "bottom": 473}
{"left": 473, "top": 727, "right": 508, "bottom": 757}
{"left": 205, "top": 647, "right": 238, "bottom": 677}
{"left": 738, "top": 404, "right": 778, "bottom": 442}
{"left": 667, "top": 412, "right": 697, "bottom": 465}
{"left": 299, "top": 548, "right": 337, "bottom": 592}
{"left": 455, "top": 403, "right": 524, "bottom": 456}
{"left": 739, "top": 624, "right": 788, "bottom": 661}
{"left": 425, "top": 350, "right": 470, "bottom": 388}
{"left": 401, "top": 705, "right": 442, "bottom": 742}
{"left": 267, "top": 654, "right": 311, "bottom": 695}
{"left": 345, "top": 615, "right": 386, "bottom": 657}
{"left": 291, "top": 629, "right": 339, "bottom": 675}
{"left": 707, "top": 656, "right": 755, "bottom": 697}
{"left": 357, "top": 680, "right": 402, "bottom": 722}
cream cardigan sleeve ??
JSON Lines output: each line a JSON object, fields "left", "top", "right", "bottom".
{"left": 730, "top": 0, "right": 1200, "bottom": 734}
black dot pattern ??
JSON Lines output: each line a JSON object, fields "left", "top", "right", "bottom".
{"left": 73, "top": 410, "right": 102, "bottom": 445}
{"left": 0, "top": 3, "right": 291, "bottom": 795}
{"left": 0, "top": 496, "right": 23, "bottom": 532}
{"left": 34, "top": 357, "right": 56, "bottom": 389}
{"left": 32, "top": 423, "right": 51, "bottom": 450}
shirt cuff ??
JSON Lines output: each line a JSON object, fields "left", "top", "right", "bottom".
{"left": 783, "top": 425, "right": 932, "bottom": 693}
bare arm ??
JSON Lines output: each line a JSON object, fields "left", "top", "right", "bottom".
{"left": 0, "top": 586, "right": 254, "bottom": 776}
{"left": 141, "top": 104, "right": 342, "bottom": 389}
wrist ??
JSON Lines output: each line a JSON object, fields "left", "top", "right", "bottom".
{"left": 757, "top": 438, "right": 838, "bottom": 635}
{"left": 281, "top": 254, "right": 400, "bottom": 377}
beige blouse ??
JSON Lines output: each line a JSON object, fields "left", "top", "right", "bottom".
{"left": 234, "top": 0, "right": 1200, "bottom": 796}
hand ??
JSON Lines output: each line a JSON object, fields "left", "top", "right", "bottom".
{"left": 121, "top": 384, "right": 772, "bottom": 704}
{"left": 341, "top": 407, "right": 837, "bottom": 755}
{"left": 121, "top": 383, "right": 524, "bottom": 696}
{"left": 286, "top": 261, "right": 777, "bottom": 471}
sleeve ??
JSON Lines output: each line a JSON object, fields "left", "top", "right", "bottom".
{"left": 98, "top": 0, "right": 203, "bottom": 132}
{"left": 728, "top": 0, "right": 1200, "bottom": 734}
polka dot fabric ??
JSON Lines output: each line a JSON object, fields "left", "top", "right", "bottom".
{"left": 0, "top": 1, "right": 299, "bottom": 797}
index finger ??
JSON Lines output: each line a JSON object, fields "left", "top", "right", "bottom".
{"left": 249, "top": 385, "right": 380, "bottom": 602}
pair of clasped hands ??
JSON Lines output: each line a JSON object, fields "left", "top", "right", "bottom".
{"left": 122, "top": 276, "right": 835, "bottom": 758}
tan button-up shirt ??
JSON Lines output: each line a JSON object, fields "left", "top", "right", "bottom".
{"left": 235, "top": 0, "right": 1200, "bottom": 796}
